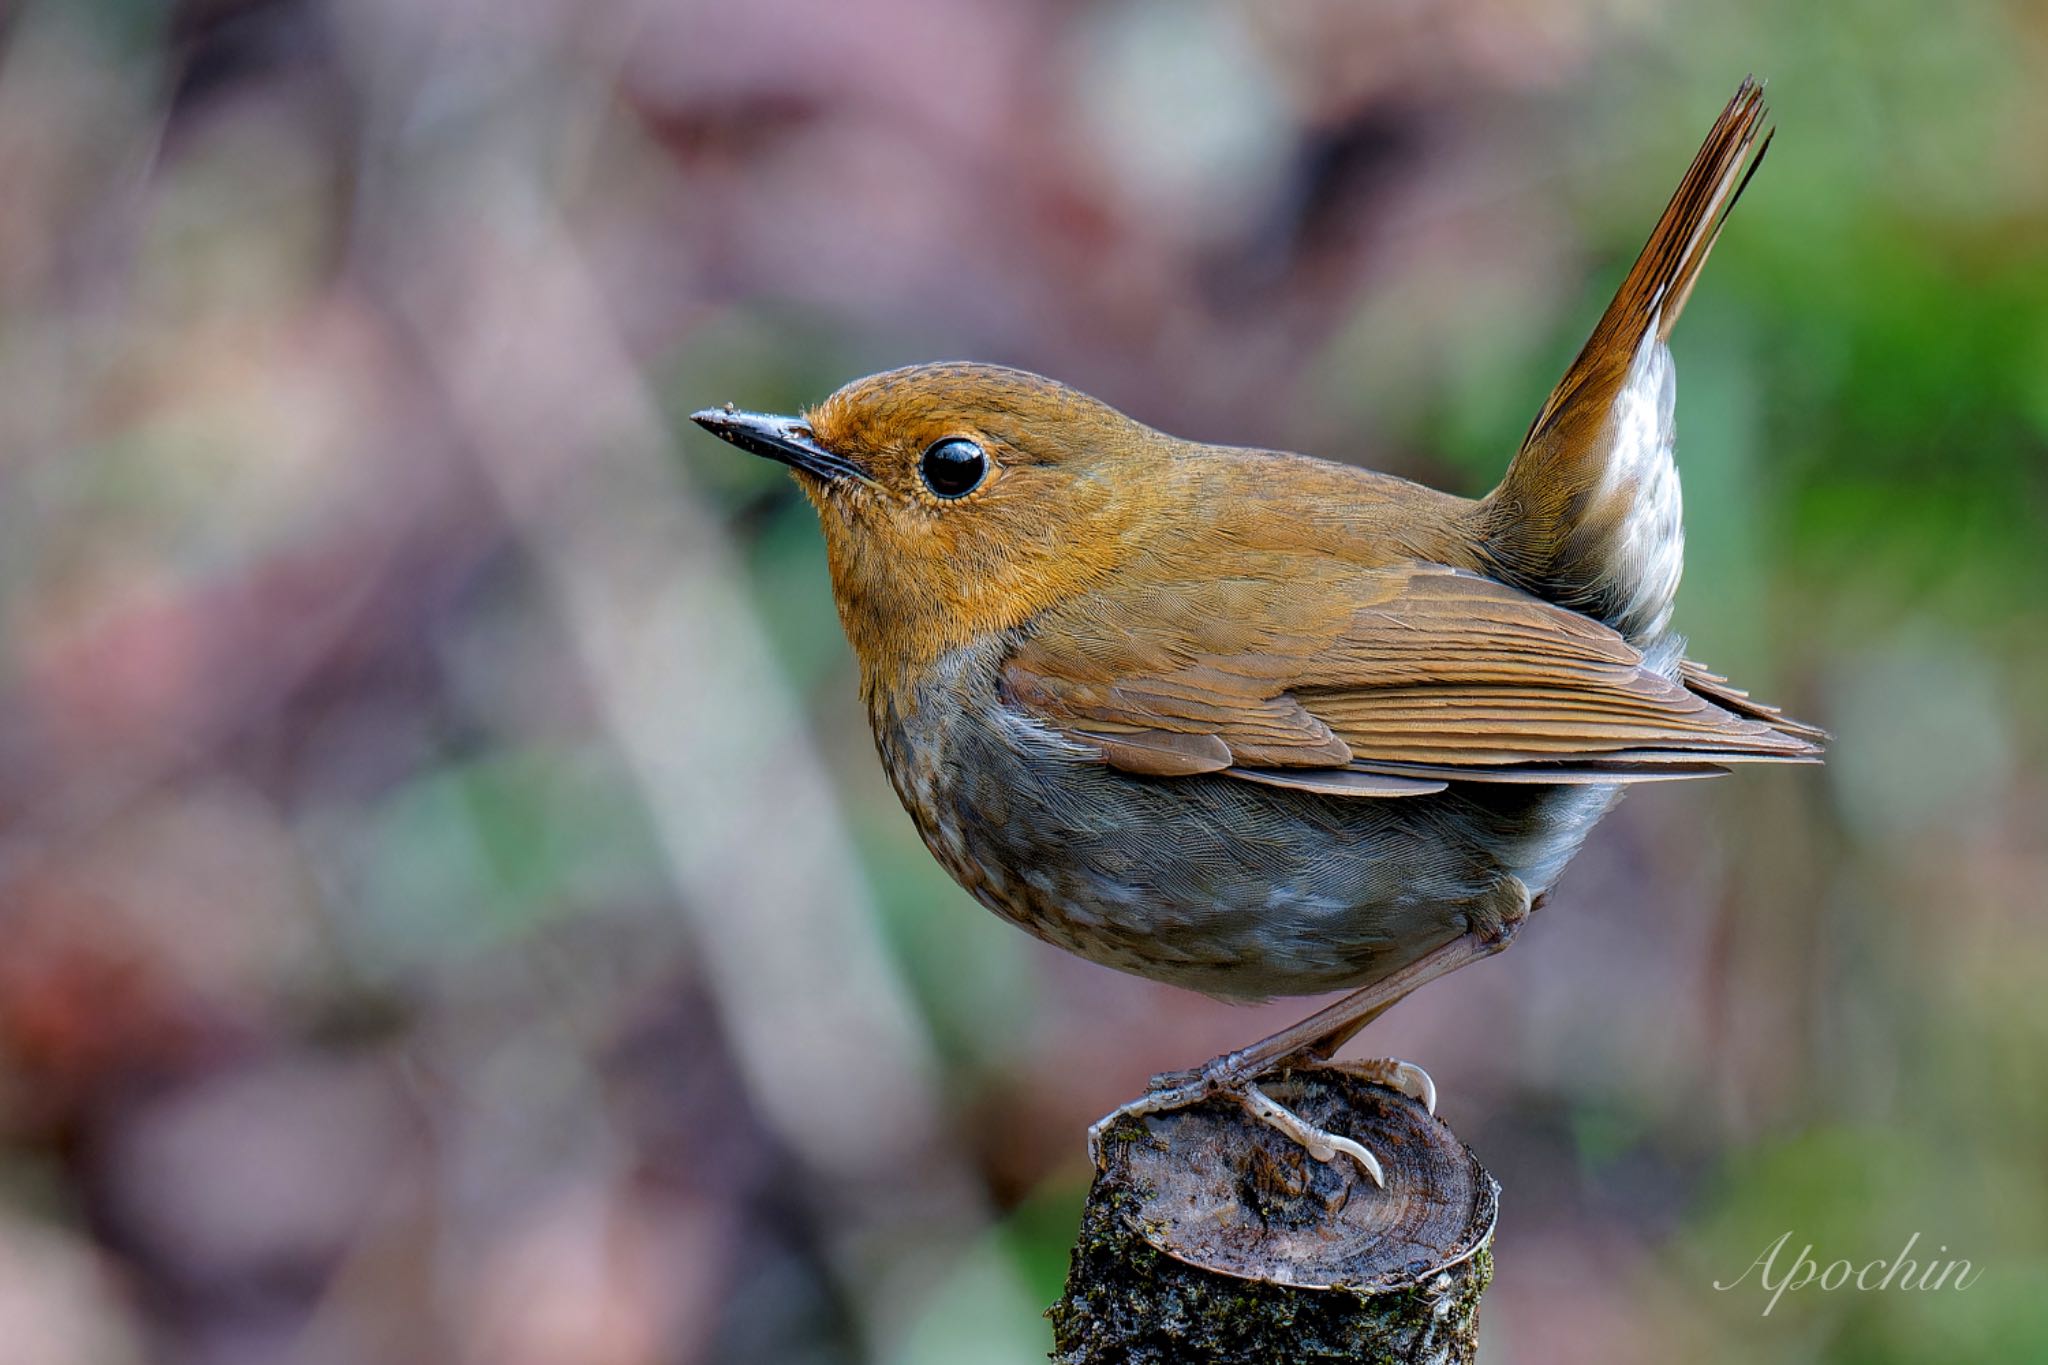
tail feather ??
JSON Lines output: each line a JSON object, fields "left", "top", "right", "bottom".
{"left": 1482, "top": 78, "right": 1771, "bottom": 644}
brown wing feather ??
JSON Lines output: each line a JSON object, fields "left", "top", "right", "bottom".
{"left": 1229, "top": 768, "right": 1449, "bottom": 798}
{"left": 1002, "top": 561, "right": 1822, "bottom": 797}
{"left": 1679, "top": 659, "right": 1830, "bottom": 742}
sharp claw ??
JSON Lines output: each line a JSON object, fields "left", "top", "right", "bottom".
{"left": 1090, "top": 1068, "right": 1401, "bottom": 1188}
{"left": 1241, "top": 1083, "right": 1386, "bottom": 1187}
{"left": 1391, "top": 1060, "right": 1437, "bottom": 1116}
{"left": 1330, "top": 1057, "right": 1438, "bottom": 1116}
{"left": 1316, "top": 1130, "right": 1386, "bottom": 1187}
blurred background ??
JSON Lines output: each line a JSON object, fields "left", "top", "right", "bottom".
{"left": 0, "top": 0, "right": 2043, "bottom": 1361}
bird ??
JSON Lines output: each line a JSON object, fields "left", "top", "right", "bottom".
{"left": 693, "top": 78, "right": 1821, "bottom": 1184}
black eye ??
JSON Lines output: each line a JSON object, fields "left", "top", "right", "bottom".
{"left": 918, "top": 438, "right": 987, "bottom": 499}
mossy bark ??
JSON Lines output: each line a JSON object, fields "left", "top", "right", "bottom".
{"left": 1049, "top": 1068, "right": 1496, "bottom": 1364}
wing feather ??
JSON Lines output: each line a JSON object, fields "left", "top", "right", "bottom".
{"left": 1003, "top": 562, "right": 1821, "bottom": 796}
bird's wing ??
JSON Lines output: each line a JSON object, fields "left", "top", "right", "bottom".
{"left": 1001, "top": 560, "right": 1820, "bottom": 797}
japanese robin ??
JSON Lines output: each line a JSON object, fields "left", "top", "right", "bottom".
{"left": 694, "top": 79, "right": 1821, "bottom": 1182}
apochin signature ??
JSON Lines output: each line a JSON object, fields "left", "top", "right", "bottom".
{"left": 1715, "top": 1231, "right": 1982, "bottom": 1316}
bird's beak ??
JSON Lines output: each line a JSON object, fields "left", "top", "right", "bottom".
{"left": 690, "top": 406, "right": 871, "bottom": 485}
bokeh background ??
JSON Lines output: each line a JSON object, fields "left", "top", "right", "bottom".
{"left": 0, "top": 0, "right": 2043, "bottom": 1361}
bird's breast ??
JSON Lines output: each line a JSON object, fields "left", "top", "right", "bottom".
{"left": 866, "top": 639, "right": 1114, "bottom": 953}
{"left": 861, "top": 636, "right": 1608, "bottom": 998}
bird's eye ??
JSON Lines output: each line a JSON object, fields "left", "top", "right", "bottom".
{"left": 918, "top": 438, "right": 987, "bottom": 499}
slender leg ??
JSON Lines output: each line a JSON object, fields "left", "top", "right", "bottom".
{"left": 1089, "top": 908, "right": 1530, "bottom": 1179}
{"left": 1188, "top": 925, "right": 1512, "bottom": 1084}
{"left": 1301, "top": 1000, "right": 1398, "bottom": 1063}
{"left": 1300, "top": 890, "right": 1546, "bottom": 1066}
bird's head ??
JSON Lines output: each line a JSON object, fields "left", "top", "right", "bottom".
{"left": 694, "top": 363, "right": 1169, "bottom": 687}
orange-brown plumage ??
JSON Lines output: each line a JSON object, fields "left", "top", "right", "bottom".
{"left": 693, "top": 78, "right": 1819, "bottom": 1175}
{"left": 795, "top": 354, "right": 1813, "bottom": 796}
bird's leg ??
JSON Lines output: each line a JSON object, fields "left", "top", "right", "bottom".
{"left": 1297, "top": 891, "right": 1544, "bottom": 1070}
{"left": 1300, "top": 1000, "right": 1398, "bottom": 1064}
{"left": 1088, "top": 895, "right": 1534, "bottom": 1181}
{"left": 1286, "top": 1006, "right": 1439, "bottom": 1114}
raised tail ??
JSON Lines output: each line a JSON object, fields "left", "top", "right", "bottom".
{"left": 1480, "top": 78, "right": 1771, "bottom": 645}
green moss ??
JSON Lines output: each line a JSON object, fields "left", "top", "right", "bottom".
{"left": 1048, "top": 1174, "right": 1491, "bottom": 1364}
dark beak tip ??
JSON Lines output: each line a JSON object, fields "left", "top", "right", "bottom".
{"left": 686, "top": 403, "right": 862, "bottom": 484}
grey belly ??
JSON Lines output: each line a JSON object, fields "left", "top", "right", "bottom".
{"left": 884, "top": 687, "right": 1620, "bottom": 1000}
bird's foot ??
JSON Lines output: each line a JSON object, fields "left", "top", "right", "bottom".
{"left": 1313, "top": 1056, "right": 1437, "bottom": 1116}
{"left": 1237, "top": 1081, "right": 1387, "bottom": 1186}
{"left": 1085, "top": 1056, "right": 1438, "bottom": 1188}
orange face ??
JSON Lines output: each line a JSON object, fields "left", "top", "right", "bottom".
{"left": 696, "top": 363, "right": 1162, "bottom": 685}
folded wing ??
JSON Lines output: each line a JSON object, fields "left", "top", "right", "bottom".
{"left": 1001, "top": 560, "right": 1821, "bottom": 797}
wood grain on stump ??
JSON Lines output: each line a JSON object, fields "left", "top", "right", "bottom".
{"left": 1050, "top": 1068, "right": 1496, "bottom": 1364}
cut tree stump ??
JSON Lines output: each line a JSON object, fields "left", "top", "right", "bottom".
{"left": 1049, "top": 1067, "right": 1497, "bottom": 1364}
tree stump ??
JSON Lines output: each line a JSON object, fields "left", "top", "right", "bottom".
{"left": 1050, "top": 1068, "right": 1497, "bottom": 1364}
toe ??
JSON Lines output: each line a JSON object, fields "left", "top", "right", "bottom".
{"left": 1240, "top": 1083, "right": 1387, "bottom": 1187}
{"left": 1332, "top": 1057, "right": 1438, "bottom": 1115}
{"left": 1386, "top": 1060, "right": 1437, "bottom": 1115}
